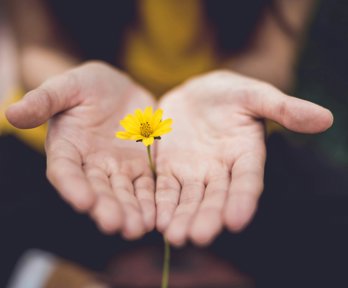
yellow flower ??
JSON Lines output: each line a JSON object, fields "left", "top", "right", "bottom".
{"left": 116, "top": 107, "right": 172, "bottom": 146}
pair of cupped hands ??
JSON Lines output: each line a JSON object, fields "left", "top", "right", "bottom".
{"left": 6, "top": 62, "right": 333, "bottom": 246}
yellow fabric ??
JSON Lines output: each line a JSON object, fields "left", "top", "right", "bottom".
{"left": 0, "top": 88, "right": 47, "bottom": 153}
{"left": 1, "top": 0, "right": 280, "bottom": 152}
{"left": 122, "top": 0, "right": 282, "bottom": 133}
{"left": 122, "top": 0, "right": 217, "bottom": 97}
{"left": 266, "top": 120, "right": 283, "bottom": 135}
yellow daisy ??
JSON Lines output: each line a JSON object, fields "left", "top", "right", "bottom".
{"left": 116, "top": 107, "right": 172, "bottom": 146}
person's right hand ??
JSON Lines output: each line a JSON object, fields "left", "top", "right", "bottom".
{"left": 6, "top": 62, "right": 156, "bottom": 239}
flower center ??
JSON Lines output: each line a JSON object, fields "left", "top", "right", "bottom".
{"left": 140, "top": 122, "right": 153, "bottom": 137}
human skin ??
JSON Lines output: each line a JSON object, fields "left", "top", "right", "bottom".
{"left": 7, "top": 62, "right": 157, "bottom": 240}
{"left": 6, "top": 63, "right": 333, "bottom": 245}
{"left": 6, "top": 0, "right": 329, "bottom": 245}
{"left": 156, "top": 71, "right": 333, "bottom": 246}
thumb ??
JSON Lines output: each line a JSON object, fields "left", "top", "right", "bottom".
{"left": 5, "top": 73, "right": 80, "bottom": 129}
{"left": 248, "top": 84, "right": 334, "bottom": 133}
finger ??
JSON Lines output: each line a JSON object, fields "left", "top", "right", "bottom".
{"left": 155, "top": 174, "right": 181, "bottom": 232}
{"left": 165, "top": 180, "right": 205, "bottom": 247}
{"left": 110, "top": 174, "right": 146, "bottom": 240}
{"left": 5, "top": 72, "right": 81, "bottom": 128}
{"left": 91, "top": 195, "right": 124, "bottom": 235}
{"left": 46, "top": 140, "right": 95, "bottom": 212}
{"left": 248, "top": 83, "right": 333, "bottom": 133}
{"left": 85, "top": 167, "right": 123, "bottom": 234}
{"left": 224, "top": 150, "right": 266, "bottom": 232}
{"left": 189, "top": 173, "right": 230, "bottom": 246}
{"left": 134, "top": 175, "right": 156, "bottom": 232}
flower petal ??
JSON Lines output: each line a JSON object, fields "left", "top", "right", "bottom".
{"left": 144, "top": 107, "right": 153, "bottom": 122}
{"left": 142, "top": 137, "right": 154, "bottom": 146}
{"left": 151, "top": 108, "right": 163, "bottom": 129}
{"left": 116, "top": 131, "right": 133, "bottom": 140}
{"left": 152, "top": 118, "right": 172, "bottom": 136}
{"left": 152, "top": 127, "right": 172, "bottom": 137}
{"left": 125, "top": 114, "right": 140, "bottom": 126}
{"left": 130, "top": 134, "right": 144, "bottom": 140}
{"left": 120, "top": 119, "right": 140, "bottom": 134}
{"left": 155, "top": 118, "right": 173, "bottom": 130}
{"left": 116, "top": 107, "right": 172, "bottom": 144}
{"left": 135, "top": 108, "right": 145, "bottom": 123}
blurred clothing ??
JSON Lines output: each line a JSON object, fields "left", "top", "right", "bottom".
{"left": 7, "top": 248, "right": 254, "bottom": 288}
{"left": 123, "top": 0, "right": 217, "bottom": 96}
{"left": 1, "top": 0, "right": 347, "bottom": 166}
{"left": 0, "top": 0, "right": 276, "bottom": 153}
{"left": 7, "top": 250, "right": 108, "bottom": 288}
{"left": 293, "top": 0, "right": 348, "bottom": 167}
{"left": 0, "top": 89, "right": 46, "bottom": 152}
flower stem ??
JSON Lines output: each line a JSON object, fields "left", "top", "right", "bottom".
{"left": 147, "top": 145, "right": 156, "bottom": 176}
{"left": 161, "top": 236, "right": 171, "bottom": 288}
{"left": 146, "top": 145, "right": 170, "bottom": 288}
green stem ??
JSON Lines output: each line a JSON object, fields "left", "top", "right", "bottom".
{"left": 146, "top": 145, "right": 170, "bottom": 288}
{"left": 161, "top": 236, "right": 171, "bottom": 288}
{"left": 146, "top": 145, "right": 156, "bottom": 176}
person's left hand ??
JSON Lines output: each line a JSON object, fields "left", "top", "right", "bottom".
{"left": 155, "top": 70, "right": 333, "bottom": 246}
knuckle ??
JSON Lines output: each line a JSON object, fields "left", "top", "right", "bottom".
{"left": 60, "top": 72, "right": 80, "bottom": 102}
{"left": 156, "top": 175, "right": 180, "bottom": 192}
{"left": 277, "top": 99, "right": 288, "bottom": 123}
{"left": 112, "top": 175, "right": 133, "bottom": 192}
{"left": 180, "top": 192, "right": 203, "bottom": 204}
{"left": 25, "top": 89, "right": 51, "bottom": 120}
{"left": 135, "top": 176, "right": 155, "bottom": 192}
{"left": 62, "top": 71, "right": 79, "bottom": 91}
{"left": 209, "top": 69, "right": 233, "bottom": 79}
{"left": 82, "top": 60, "right": 108, "bottom": 70}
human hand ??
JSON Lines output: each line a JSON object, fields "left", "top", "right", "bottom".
{"left": 6, "top": 62, "right": 156, "bottom": 239}
{"left": 155, "top": 71, "right": 333, "bottom": 246}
